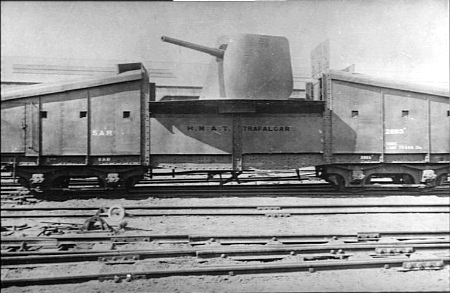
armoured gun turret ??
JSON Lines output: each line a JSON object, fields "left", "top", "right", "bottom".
{"left": 162, "top": 34, "right": 293, "bottom": 100}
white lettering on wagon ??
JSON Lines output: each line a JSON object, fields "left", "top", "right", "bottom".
{"left": 186, "top": 126, "right": 291, "bottom": 132}
{"left": 360, "top": 155, "right": 372, "bottom": 160}
{"left": 92, "top": 130, "right": 113, "bottom": 136}
{"left": 385, "top": 128, "right": 405, "bottom": 135}
{"left": 386, "top": 142, "right": 423, "bottom": 150}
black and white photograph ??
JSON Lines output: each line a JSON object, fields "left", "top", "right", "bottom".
{"left": 1, "top": 0, "right": 449, "bottom": 292}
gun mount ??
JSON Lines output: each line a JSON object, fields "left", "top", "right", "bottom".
{"left": 161, "top": 34, "right": 293, "bottom": 100}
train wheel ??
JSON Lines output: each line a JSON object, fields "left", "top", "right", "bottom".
{"left": 52, "top": 177, "right": 71, "bottom": 189}
{"left": 435, "top": 173, "right": 449, "bottom": 187}
{"left": 327, "top": 173, "right": 346, "bottom": 191}
{"left": 18, "top": 177, "right": 31, "bottom": 190}
{"left": 392, "top": 174, "right": 405, "bottom": 184}
{"left": 124, "top": 176, "right": 142, "bottom": 191}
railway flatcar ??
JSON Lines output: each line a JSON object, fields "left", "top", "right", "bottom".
{"left": 1, "top": 34, "right": 449, "bottom": 193}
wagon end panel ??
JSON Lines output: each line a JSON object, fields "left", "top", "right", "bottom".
{"left": 89, "top": 81, "right": 142, "bottom": 166}
{"left": 330, "top": 80, "right": 383, "bottom": 162}
{"left": 430, "top": 96, "right": 450, "bottom": 161}
{"left": 41, "top": 90, "right": 88, "bottom": 165}
{"left": 1, "top": 101, "right": 26, "bottom": 154}
{"left": 383, "top": 91, "right": 428, "bottom": 156}
{"left": 383, "top": 90, "right": 449, "bottom": 163}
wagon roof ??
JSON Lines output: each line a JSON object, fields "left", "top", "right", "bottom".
{"left": 1, "top": 68, "right": 144, "bottom": 101}
{"left": 328, "top": 70, "right": 449, "bottom": 98}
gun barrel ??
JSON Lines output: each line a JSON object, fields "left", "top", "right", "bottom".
{"left": 161, "top": 36, "right": 225, "bottom": 59}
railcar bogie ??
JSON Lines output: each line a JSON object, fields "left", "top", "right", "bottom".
{"left": 317, "top": 163, "right": 448, "bottom": 191}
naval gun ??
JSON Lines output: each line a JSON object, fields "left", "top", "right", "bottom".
{"left": 161, "top": 36, "right": 225, "bottom": 59}
{"left": 161, "top": 34, "right": 293, "bottom": 100}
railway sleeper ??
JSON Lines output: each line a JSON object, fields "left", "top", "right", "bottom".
{"left": 371, "top": 247, "right": 415, "bottom": 258}
{"left": 112, "top": 236, "right": 152, "bottom": 243}
{"left": 357, "top": 232, "right": 381, "bottom": 241}
{"left": 265, "top": 212, "right": 291, "bottom": 218}
{"left": 398, "top": 260, "right": 445, "bottom": 271}
{"left": 98, "top": 255, "right": 140, "bottom": 265}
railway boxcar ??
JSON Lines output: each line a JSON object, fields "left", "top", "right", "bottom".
{"left": 317, "top": 70, "right": 450, "bottom": 188}
{"left": 1, "top": 63, "right": 151, "bottom": 191}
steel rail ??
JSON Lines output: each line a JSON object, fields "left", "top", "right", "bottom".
{"left": 2, "top": 202, "right": 449, "bottom": 211}
{"left": 3, "top": 180, "right": 447, "bottom": 200}
{"left": 2, "top": 241, "right": 449, "bottom": 266}
{"left": 128, "top": 184, "right": 450, "bottom": 196}
{"left": 2, "top": 207, "right": 449, "bottom": 218}
{"left": 2, "top": 231, "right": 449, "bottom": 251}
{"left": 3, "top": 187, "right": 449, "bottom": 201}
{"left": 2, "top": 257, "right": 449, "bottom": 288}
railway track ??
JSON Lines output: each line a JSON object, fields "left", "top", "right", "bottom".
{"left": 3, "top": 256, "right": 448, "bottom": 288}
{"left": 2, "top": 173, "right": 449, "bottom": 290}
{"left": 2, "top": 230, "right": 449, "bottom": 287}
{"left": 2, "top": 185, "right": 449, "bottom": 203}
{"left": 3, "top": 230, "right": 449, "bottom": 247}
{"left": 2, "top": 172, "right": 449, "bottom": 201}
{"left": 2, "top": 202, "right": 449, "bottom": 219}
{"left": 3, "top": 241, "right": 449, "bottom": 266}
